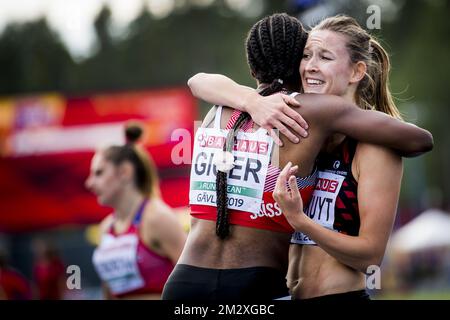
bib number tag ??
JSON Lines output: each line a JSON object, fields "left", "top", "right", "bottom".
{"left": 291, "top": 171, "right": 344, "bottom": 245}
{"left": 93, "top": 234, "right": 144, "bottom": 295}
{"left": 189, "top": 127, "right": 273, "bottom": 214}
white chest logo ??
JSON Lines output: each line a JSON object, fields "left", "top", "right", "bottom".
{"left": 333, "top": 160, "right": 341, "bottom": 170}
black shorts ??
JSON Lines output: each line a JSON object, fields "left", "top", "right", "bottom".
{"left": 162, "top": 264, "right": 288, "bottom": 301}
{"left": 300, "top": 290, "right": 370, "bottom": 301}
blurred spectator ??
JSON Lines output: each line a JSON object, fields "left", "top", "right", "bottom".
{"left": 32, "top": 239, "right": 66, "bottom": 300}
{"left": 0, "top": 247, "right": 32, "bottom": 300}
{"left": 86, "top": 122, "right": 186, "bottom": 299}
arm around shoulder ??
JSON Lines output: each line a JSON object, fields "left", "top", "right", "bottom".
{"left": 187, "top": 72, "right": 255, "bottom": 111}
{"left": 304, "top": 93, "right": 434, "bottom": 157}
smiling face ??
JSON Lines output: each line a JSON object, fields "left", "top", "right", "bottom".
{"left": 85, "top": 151, "right": 123, "bottom": 207}
{"left": 300, "top": 29, "right": 357, "bottom": 98}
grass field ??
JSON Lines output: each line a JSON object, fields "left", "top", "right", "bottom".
{"left": 374, "top": 291, "right": 450, "bottom": 300}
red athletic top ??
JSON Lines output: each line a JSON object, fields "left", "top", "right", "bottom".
{"left": 191, "top": 109, "right": 317, "bottom": 233}
{"left": 92, "top": 200, "right": 174, "bottom": 297}
{"left": 33, "top": 258, "right": 65, "bottom": 300}
{"left": 0, "top": 268, "right": 32, "bottom": 300}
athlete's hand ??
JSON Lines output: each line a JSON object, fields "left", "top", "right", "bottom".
{"left": 243, "top": 92, "right": 308, "bottom": 146}
{"left": 273, "top": 162, "right": 307, "bottom": 231}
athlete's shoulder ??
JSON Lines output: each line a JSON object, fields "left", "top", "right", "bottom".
{"left": 200, "top": 105, "right": 235, "bottom": 129}
{"left": 220, "top": 106, "right": 236, "bottom": 128}
{"left": 356, "top": 142, "right": 400, "bottom": 157}
{"left": 142, "top": 198, "right": 177, "bottom": 228}
{"left": 201, "top": 106, "right": 218, "bottom": 128}
{"left": 354, "top": 142, "right": 403, "bottom": 171}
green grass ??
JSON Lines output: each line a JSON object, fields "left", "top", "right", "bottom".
{"left": 375, "top": 291, "right": 450, "bottom": 300}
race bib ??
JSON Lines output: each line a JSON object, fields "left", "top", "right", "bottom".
{"left": 291, "top": 171, "right": 344, "bottom": 245}
{"left": 93, "top": 234, "right": 145, "bottom": 295}
{"left": 189, "top": 127, "right": 273, "bottom": 215}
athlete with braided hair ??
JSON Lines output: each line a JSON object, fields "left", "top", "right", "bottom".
{"left": 162, "top": 13, "right": 432, "bottom": 301}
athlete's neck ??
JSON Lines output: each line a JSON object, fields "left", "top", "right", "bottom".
{"left": 113, "top": 190, "right": 145, "bottom": 222}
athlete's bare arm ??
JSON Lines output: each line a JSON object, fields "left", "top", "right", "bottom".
{"left": 274, "top": 150, "right": 402, "bottom": 272}
{"left": 189, "top": 73, "right": 433, "bottom": 157}
{"left": 294, "top": 94, "right": 434, "bottom": 157}
{"left": 189, "top": 73, "right": 308, "bottom": 145}
{"left": 141, "top": 200, "right": 187, "bottom": 264}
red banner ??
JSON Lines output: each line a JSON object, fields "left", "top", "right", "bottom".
{"left": 0, "top": 88, "right": 198, "bottom": 233}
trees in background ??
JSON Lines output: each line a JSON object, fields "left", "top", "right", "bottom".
{"left": 0, "top": 0, "right": 448, "bottom": 212}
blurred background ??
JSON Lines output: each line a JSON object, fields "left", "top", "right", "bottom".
{"left": 0, "top": 0, "right": 448, "bottom": 300}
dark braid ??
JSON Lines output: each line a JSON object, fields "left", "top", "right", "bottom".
{"left": 215, "top": 13, "right": 308, "bottom": 240}
{"left": 214, "top": 79, "right": 283, "bottom": 239}
{"left": 246, "top": 27, "right": 265, "bottom": 78}
{"left": 215, "top": 112, "right": 249, "bottom": 239}
{"left": 258, "top": 20, "right": 275, "bottom": 82}
{"left": 260, "top": 19, "right": 276, "bottom": 81}
{"left": 272, "top": 18, "right": 283, "bottom": 74}
{"left": 246, "top": 13, "right": 307, "bottom": 87}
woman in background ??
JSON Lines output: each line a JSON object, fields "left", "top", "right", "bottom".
{"left": 86, "top": 122, "right": 186, "bottom": 299}
{"left": 32, "top": 238, "right": 65, "bottom": 300}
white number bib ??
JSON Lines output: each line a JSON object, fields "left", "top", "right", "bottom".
{"left": 189, "top": 126, "right": 273, "bottom": 215}
{"left": 93, "top": 233, "right": 144, "bottom": 295}
{"left": 291, "top": 171, "right": 344, "bottom": 245}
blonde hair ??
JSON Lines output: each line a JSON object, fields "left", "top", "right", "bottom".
{"left": 313, "top": 15, "right": 402, "bottom": 119}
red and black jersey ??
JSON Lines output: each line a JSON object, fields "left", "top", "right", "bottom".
{"left": 291, "top": 138, "right": 360, "bottom": 244}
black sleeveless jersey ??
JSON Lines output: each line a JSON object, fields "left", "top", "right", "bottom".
{"left": 291, "top": 138, "right": 360, "bottom": 245}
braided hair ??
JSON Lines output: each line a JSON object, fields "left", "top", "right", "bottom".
{"left": 215, "top": 13, "right": 308, "bottom": 239}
